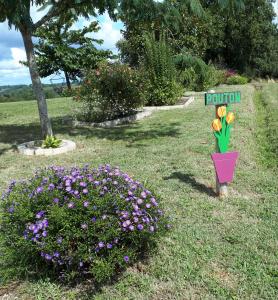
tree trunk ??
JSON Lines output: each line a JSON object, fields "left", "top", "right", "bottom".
{"left": 64, "top": 71, "right": 72, "bottom": 90}
{"left": 20, "top": 26, "right": 53, "bottom": 138}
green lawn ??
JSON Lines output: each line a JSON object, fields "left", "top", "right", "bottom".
{"left": 0, "top": 84, "right": 277, "bottom": 299}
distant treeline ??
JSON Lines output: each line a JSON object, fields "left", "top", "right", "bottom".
{"left": 0, "top": 84, "right": 62, "bottom": 103}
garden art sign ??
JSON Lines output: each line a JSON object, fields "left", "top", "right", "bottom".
{"left": 205, "top": 91, "right": 241, "bottom": 197}
{"left": 205, "top": 91, "right": 241, "bottom": 106}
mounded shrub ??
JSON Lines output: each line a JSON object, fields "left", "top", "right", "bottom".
{"left": 74, "top": 63, "right": 149, "bottom": 123}
{"left": 0, "top": 165, "right": 168, "bottom": 283}
{"left": 175, "top": 53, "right": 225, "bottom": 91}
{"left": 226, "top": 75, "right": 249, "bottom": 85}
{"left": 142, "top": 35, "right": 184, "bottom": 106}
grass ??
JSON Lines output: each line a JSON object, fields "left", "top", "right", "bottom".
{"left": 0, "top": 84, "right": 278, "bottom": 299}
{"left": 254, "top": 83, "right": 278, "bottom": 169}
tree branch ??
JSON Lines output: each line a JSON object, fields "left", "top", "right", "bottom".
{"left": 33, "top": 6, "right": 58, "bottom": 29}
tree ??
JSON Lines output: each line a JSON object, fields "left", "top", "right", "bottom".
{"left": 0, "top": 0, "right": 118, "bottom": 138}
{"left": 34, "top": 19, "right": 113, "bottom": 90}
{"left": 117, "top": 0, "right": 243, "bottom": 66}
{"left": 204, "top": 0, "right": 278, "bottom": 77}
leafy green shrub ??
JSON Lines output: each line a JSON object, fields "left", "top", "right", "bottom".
{"left": 175, "top": 53, "right": 224, "bottom": 91}
{"left": 42, "top": 136, "right": 62, "bottom": 149}
{"left": 142, "top": 35, "right": 184, "bottom": 106}
{"left": 0, "top": 165, "right": 168, "bottom": 283}
{"left": 226, "top": 75, "right": 249, "bottom": 85}
{"left": 74, "top": 63, "right": 148, "bottom": 123}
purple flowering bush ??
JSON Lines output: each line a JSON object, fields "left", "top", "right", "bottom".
{"left": 0, "top": 165, "right": 168, "bottom": 283}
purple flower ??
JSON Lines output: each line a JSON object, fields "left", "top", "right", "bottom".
{"left": 57, "top": 237, "right": 63, "bottom": 244}
{"left": 98, "top": 242, "right": 105, "bottom": 248}
{"left": 146, "top": 203, "right": 151, "bottom": 209}
{"left": 82, "top": 189, "right": 88, "bottom": 194}
{"left": 150, "top": 197, "right": 158, "bottom": 207}
{"left": 36, "top": 211, "right": 45, "bottom": 219}
{"left": 29, "top": 224, "right": 35, "bottom": 231}
{"left": 68, "top": 202, "right": 75, "bottom": 209}
{"left": 8, "top": 206, "right": 14, "bottom": 213}
{"left": 107, "top": 243, "right": 113, "bottom": 249}
{"left": 33, "top": 226, "right": 39, "bottom": 234}
{"left": 137, "top": 199, "right": 143, "bottom": 205}
{"left": 54, "top": 251, "right": 60, "bottom": 258}
{"left": 141, "top": 191, "right": 147, "bottom": 199}
{"left": 45, "top": 254, "right": 52, "bottom": 260}
{"left": 137, "top": 224, "right": 144, "bottom": 231}
{"left": 42, "top": 219, "right": 49, "bottom": 227}
{"left": 66, "top": 186, "right": 72, "bottom": 192}
{"left": 133, "top": 205, "right": 139, "bottom": 211}
{"left": 81, "top": 223, "right": 88, "bottom": 230}
{"left": 74, "top": 190, "right": 79, "bottom": 196}
{"left": 53, "top": 198, "right": 59, "bottom": 204}
{"left": 83, "top": 201, "right": 89, "bottom": 207}
{"left": 42, "top": 231, "right": 48, "bottom": 237}
{"left": 79, "top": 261, "right": 84, "bottom": 267}
{"left": 36, "top": 187, "right": 43, "bottom": 194}
{"left": 149, "top": 226, "right": 155, "bottom": 232}
{"left": 80, "top": 182, "right": 87, "bottom": 187}
{"left": 65, "top": 180, "right": 71, "bottom": 186}
{"left": 124, "top": 256, "right": 129, "bottom": 263}
{"left": 129, "top": 225, "right": 135, "bottom": 231}
{"left": 48, "top": 183, "right": 55, "bottom": 191}
{"left": 91, "top": 217, "right": 97, "bottom": 222}
{"left": 157, "top": 209, "right": 163, "bottom": 216}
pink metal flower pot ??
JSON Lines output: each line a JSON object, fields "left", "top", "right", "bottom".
{"left": 211, "top": 152, "right": 239, "bottom": 184}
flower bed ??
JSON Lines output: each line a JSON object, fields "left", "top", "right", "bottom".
{"left": 0, "top": 164, "right": 168, "bottom": 283}
{"left": 17, "top": 140, "right": 76, "bottom": 156}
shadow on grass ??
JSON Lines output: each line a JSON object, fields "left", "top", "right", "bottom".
{"left": 164, "top": 172, "right": 216, "bottom": 197}
{"left": 0, "top": 241, "right": 155, "bottom": 299}
{"left": 0, "top": 116, "right": 182, "bottom": 155}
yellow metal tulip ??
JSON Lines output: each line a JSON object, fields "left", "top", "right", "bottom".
{"left": 226, "top": 112, "right": 235, "bottom": 124}
{"left": 212, "top": 119, "right": 222, "bottom": 131}
{"left": 217, "top": 106, "right": 227, "bottom": 118}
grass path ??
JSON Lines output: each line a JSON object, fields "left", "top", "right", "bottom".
{"left": 0, "top": 84, "right": 277, "bottom": 299}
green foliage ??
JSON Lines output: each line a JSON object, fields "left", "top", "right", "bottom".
{"left": 117, "top": 0, "right": 206, "bottom": 67}
{"left": 226, "top": 75, "right": 249, "bottom": 85}
{"left": 142, "top": 35, "right": 183, "bottom": 105}
{"left": 41, "top": 135, "right": 62, "bottom": 149}
{"left": 0, "top": 85, "right": 63, "bottom": 103}
{"left": 175, "top": 53, "right": 224, "bottom": 91}
{"left": 34, "top": 19, "right": 112, "bottom": 87}
{"left": 74, "top": 63, "right": 149, "bottom": 122}
{"left": 254, "top": 85, "right": 278, "bottom": 169}
{"left": 205, "top": 0, "right": 278, "bottom": 78}
{"left": 0, "top": 165, "right": 168, "bottom": 283}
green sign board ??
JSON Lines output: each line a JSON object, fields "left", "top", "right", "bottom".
{"left": 205, "top": 91, "right": 241, "bottom": 106}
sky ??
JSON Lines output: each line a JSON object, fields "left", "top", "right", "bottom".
{"left": 0, "top": 2, "right": 277, "bottom": 86}
{"left": 0, "top": 6, "right": 124, "bottom": 86}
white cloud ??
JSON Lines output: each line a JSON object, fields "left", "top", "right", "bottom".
{"left": 73, "top": 13, "right": 123, "bottom": 52}
{"left": 94, "top": 13, "right": 122, "bottom": 52}
{"left": 274, "top": 1, "right": 278, "bottom": 23}
{"left": 0, "top": 48, "right": 29, "bottom": 85}
{"left": 0, "top": 7, "right": 123, "bottom": 85}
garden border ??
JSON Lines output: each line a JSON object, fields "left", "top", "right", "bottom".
{"left": 73, "top": 96, "right": 194, "bottom": 128}
{"left": 17, "top": 140, "right": 76, "bottom": 156}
